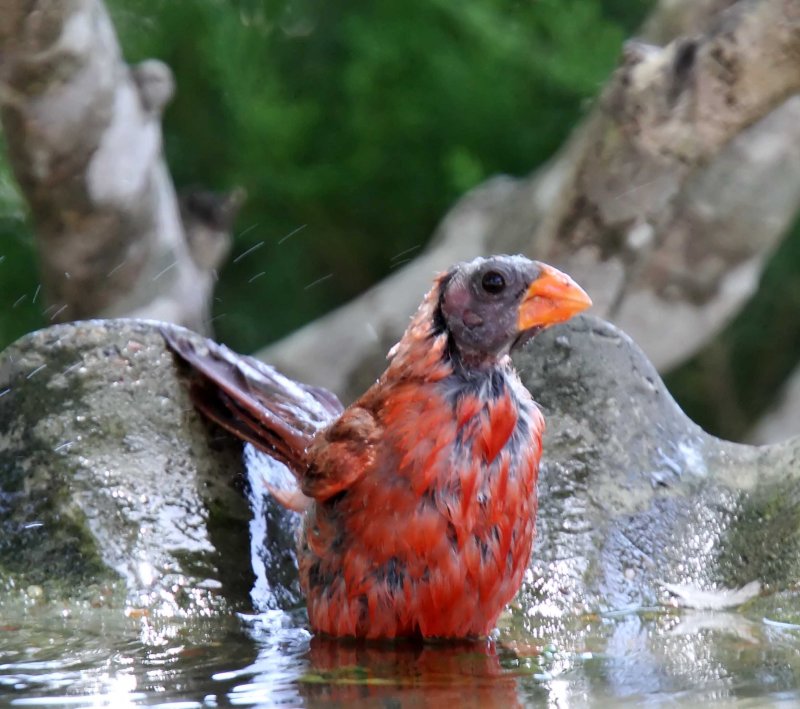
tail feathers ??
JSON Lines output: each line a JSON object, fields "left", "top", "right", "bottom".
{"left": 163, "top": 326, "right": 343, "bottom": 479}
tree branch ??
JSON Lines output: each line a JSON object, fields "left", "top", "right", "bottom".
{"left": 263, "top": 0, "right": 800, "bottom": 399}
{"left": 0, "top": 0, "right": 236, "bottom": 332}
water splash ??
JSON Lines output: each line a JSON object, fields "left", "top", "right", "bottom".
{"left": 242, "top": 444, "right": 302, "bottom": 612}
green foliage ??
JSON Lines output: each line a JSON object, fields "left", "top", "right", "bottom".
{"left": 106, "top": 0, "right": 649, "bottom": 353}
{"left": 0, "top": 147, "right": 42, "bottom": 350}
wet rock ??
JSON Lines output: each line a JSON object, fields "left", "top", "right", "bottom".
{"left": 515, "top": 315, "right": 800, "bottom": 623}
{"left": 0, "top": 319, "right": 264, "bottom": 615}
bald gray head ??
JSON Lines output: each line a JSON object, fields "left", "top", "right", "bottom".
{"left": 438, "top": 255, "right": 591, "bottom": 366}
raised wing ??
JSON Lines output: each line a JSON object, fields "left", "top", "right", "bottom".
{"left": 162, "top": 326, "right": 343, "bottom": 476}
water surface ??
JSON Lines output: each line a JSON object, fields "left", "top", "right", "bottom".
{"left": 3, "top": 597, "right": 800, "bottom": 707}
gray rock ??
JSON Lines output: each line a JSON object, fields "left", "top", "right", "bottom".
{"left": 516, "top": 315, "right": 800, "bottom": 624}
{"left": 0, "top": 319, "right": 259, "bottom": 615}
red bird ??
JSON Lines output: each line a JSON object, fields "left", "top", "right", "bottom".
{"left": 164, "top": 255, "right": 591, "bottom": 639}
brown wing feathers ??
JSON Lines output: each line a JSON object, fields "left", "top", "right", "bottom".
{"left": 162, "top": 327, "right": 343, "bottom": 475}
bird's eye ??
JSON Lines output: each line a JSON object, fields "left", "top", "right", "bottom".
{"left": 481, "top": 270, "right": 506, "bottom": 294}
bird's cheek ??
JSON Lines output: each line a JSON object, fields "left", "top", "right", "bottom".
{"left": 462, "top": 310, "right": 483, "bottom": 328}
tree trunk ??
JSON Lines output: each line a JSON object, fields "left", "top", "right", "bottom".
{"left": 0, "top": 0, "right": 237, "bottom": 333}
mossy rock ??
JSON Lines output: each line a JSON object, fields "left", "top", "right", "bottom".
{"left": 0, "top": 319, "right": 258, "bottom": 614}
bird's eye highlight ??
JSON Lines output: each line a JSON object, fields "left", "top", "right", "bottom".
{"left": 481, "top": 270, "right": 506, "bottom": 294}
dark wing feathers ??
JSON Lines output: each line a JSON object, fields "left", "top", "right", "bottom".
{"left": 162, "top": 327, "right": 343, "bottom": 475}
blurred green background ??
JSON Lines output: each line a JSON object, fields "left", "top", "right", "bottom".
{"left": 1, "top": 0, "right": 799, "bottom": 440}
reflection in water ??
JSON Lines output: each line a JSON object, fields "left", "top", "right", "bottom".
{"left": 299, "top": 635, "right": 522, "bottom": 708}
{"left": 225, "top": 614, "right": 553, "bottom": 708}
{"left": 3, "top": 602, "right": 800, "bottom": 706}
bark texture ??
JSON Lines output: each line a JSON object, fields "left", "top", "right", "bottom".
{"left": 263, "top": 0, "right": 800, "bottom": 401}
{"left": 0, "top": 1, "right": 237, "bottom": 333}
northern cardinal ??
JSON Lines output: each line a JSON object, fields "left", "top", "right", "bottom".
{"left": 164, "top": 255, "right": 591, "bottom": 639}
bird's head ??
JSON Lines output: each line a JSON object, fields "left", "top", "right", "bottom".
{"left": 437, "top": 255, "right": 592, "bottom": 365}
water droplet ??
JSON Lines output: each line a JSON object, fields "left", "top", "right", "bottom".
{"left": 50, "top": 303, "right": 68, "bottom": 320}
{"left": 304, "top": 273, "right": 333, "bottom": 290}
{"left": 152, "top": 261, "right": 178, "bottom": 281}
{"left": 25, "top": 364, "right": 47, "bottom": 379}
{"left": 391, "top": 244, "right": 421, "bottom": 261}
{"left": 278, "top": 224, "right": 307, "bottom": 244}
{"left": 237, "top": 222, "right": 261, "bottom": 240}
{"left": 233, "top": 240, "right": 265, "bottom": 263}
{"left": 107, "top": 259, "right": 127, "bottom": 277}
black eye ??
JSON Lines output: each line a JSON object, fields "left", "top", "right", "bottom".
{"left": 481, "top": 270, "right": 506, "bottom": 294}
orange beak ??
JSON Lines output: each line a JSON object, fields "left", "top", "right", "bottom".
{"left": 517, "top": 263, "right": 592, "bottom": 331}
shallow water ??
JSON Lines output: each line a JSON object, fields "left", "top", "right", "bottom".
{"left": 4, "top": 447, "right": 800, "bottom": 707}
{"left": 3, "top": 598, "right": 800, "bottom": 708}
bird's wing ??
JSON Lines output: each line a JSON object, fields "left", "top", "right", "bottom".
{"left": 162, "top": 327, "right": 343, "bottom": 476}
{"left": 301, "top": 404, "right": 382, "bottom": 502}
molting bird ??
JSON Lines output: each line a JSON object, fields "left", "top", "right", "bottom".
{"left": 164, "top": 255, "right": 591, "bottom": 638}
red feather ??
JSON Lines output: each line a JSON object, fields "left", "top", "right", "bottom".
{"left": 481, "top": 395, "right": 518, "bottom": 464}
